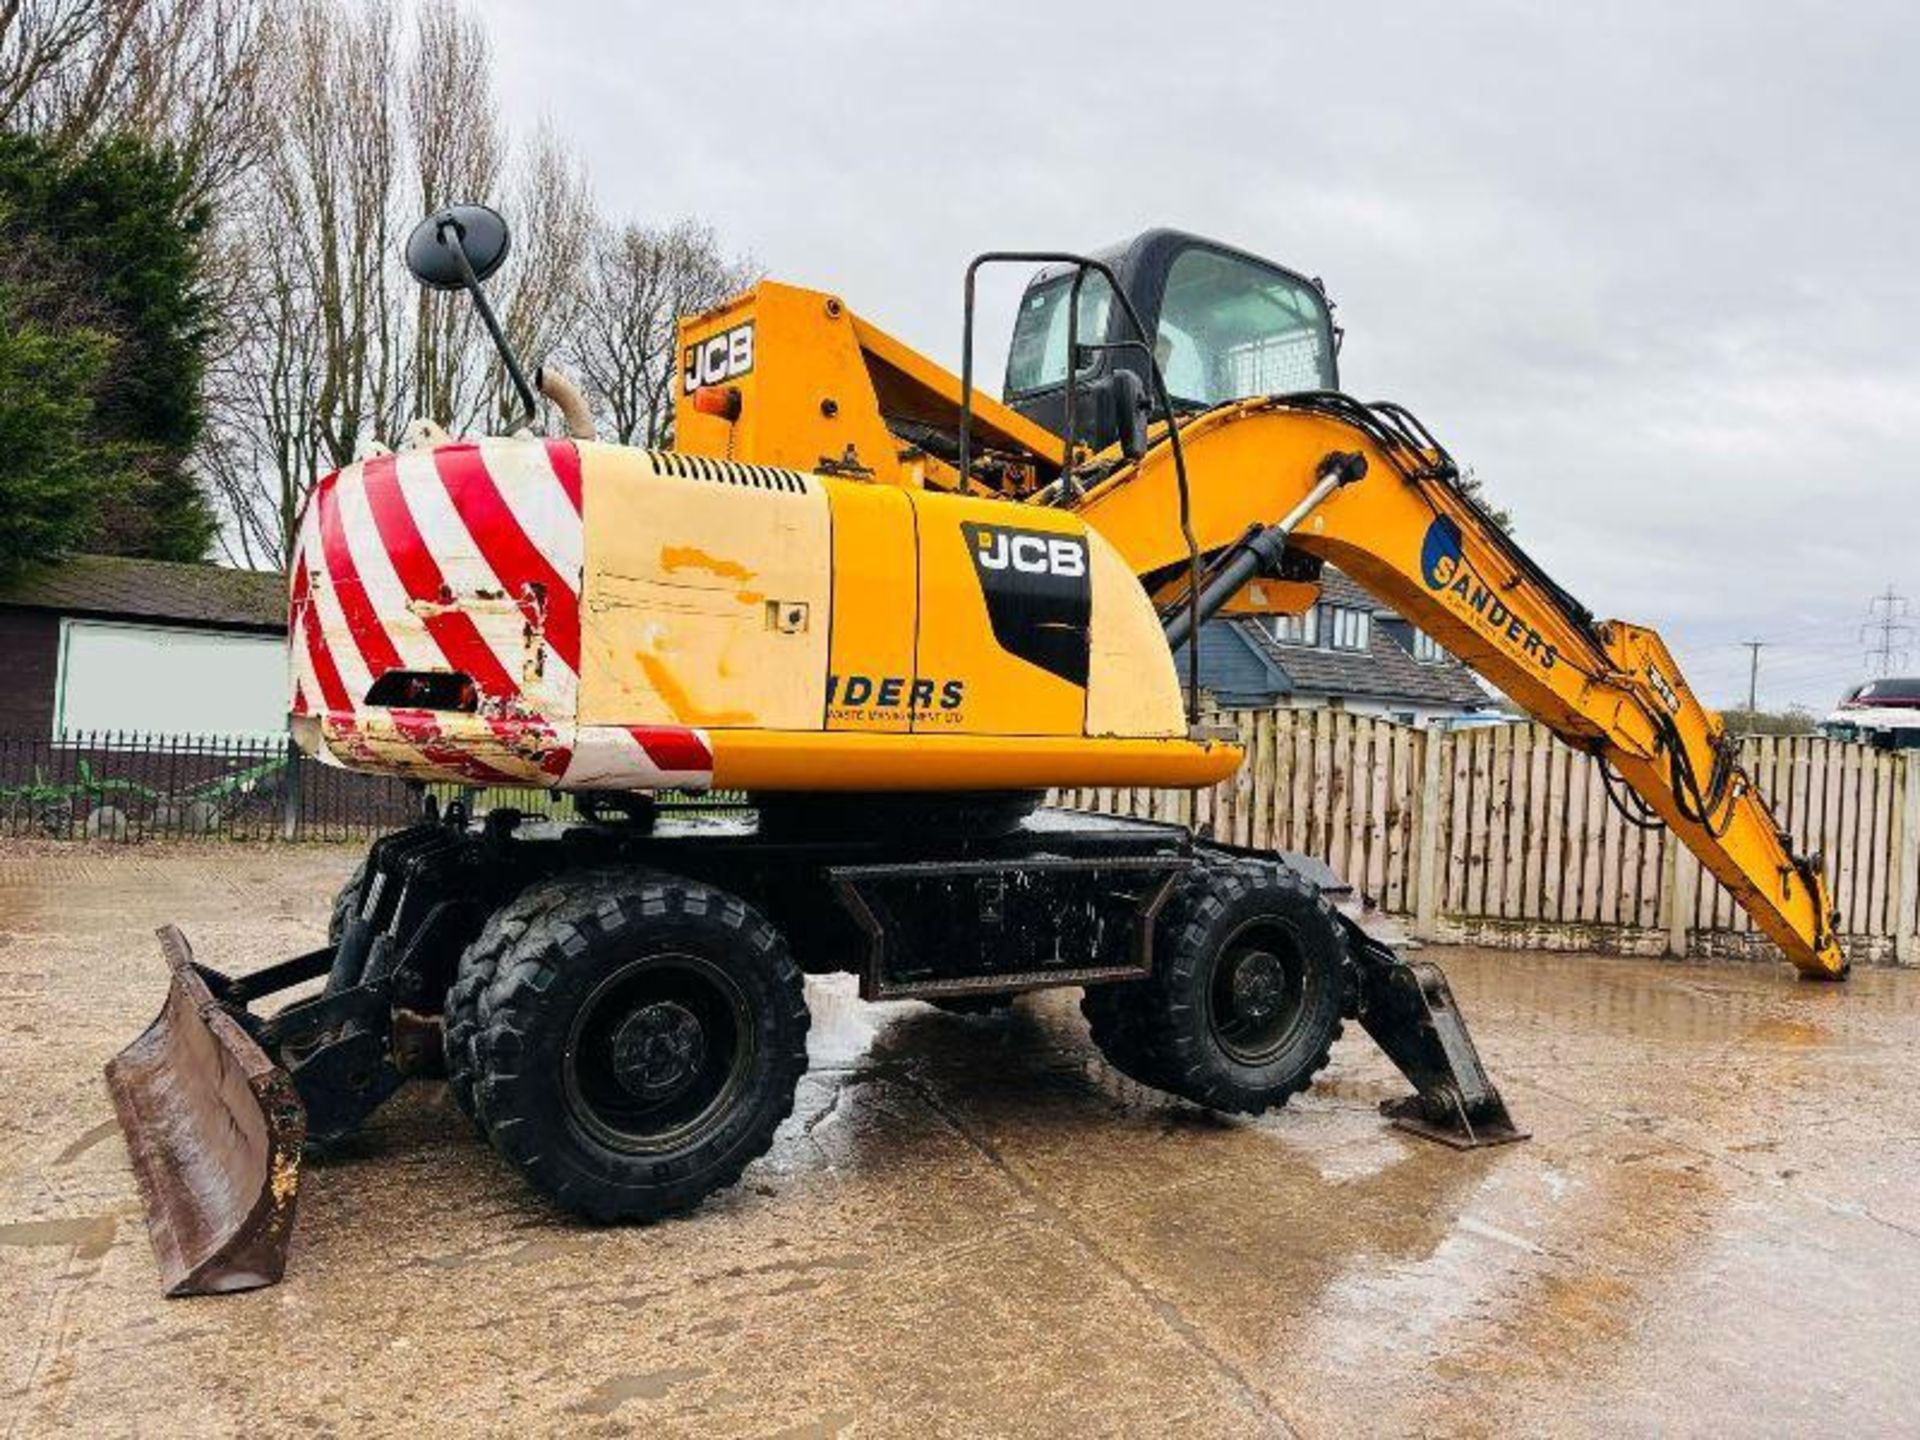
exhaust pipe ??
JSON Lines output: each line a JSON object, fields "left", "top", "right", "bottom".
{"left": 536, "top": 364, "right": 597, "bottom": 440}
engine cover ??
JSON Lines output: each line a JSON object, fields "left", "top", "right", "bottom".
{"left": 290, "top": 439, "right": 1238, "bottom": 795}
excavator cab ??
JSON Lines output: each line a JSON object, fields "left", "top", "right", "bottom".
{"left": 1004, "top": 229, "right": 1341, "bottom": 451}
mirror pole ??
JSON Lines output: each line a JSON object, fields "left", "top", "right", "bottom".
{"left": 438, "top": 218, "right": 539, "bottom": 428}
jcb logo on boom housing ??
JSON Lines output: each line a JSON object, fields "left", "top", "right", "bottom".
{"left": 683, "top": 322, "right": 755, "bottom": 393}
{"left": 1420, "top": 516, "right": 1559, "bottom": 673}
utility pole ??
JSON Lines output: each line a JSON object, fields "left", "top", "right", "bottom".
{"left": 1860, "top": 587, "right": 1913, "bottom": 678}
{"left": 1740, "top": 639, "right": 1767, "bottom": 714}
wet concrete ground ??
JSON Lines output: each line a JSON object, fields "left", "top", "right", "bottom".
{"left": 1, "top": 843, "right": 1917, "bottom": 1437}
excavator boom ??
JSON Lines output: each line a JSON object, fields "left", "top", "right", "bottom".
{"left": 1068, "top": 394, "right": 1844, "bottom": 978}
{"left": 664, "top": 244, "right": 1840, "bottom": 978}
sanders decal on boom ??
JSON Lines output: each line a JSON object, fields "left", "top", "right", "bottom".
{"left": 1420, "top": 515, "right": 1560, "bottom": 672}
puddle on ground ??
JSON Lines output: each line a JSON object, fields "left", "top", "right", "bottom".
{"left": 767, "top": 1411, "right": 857, "bottom": 1439}
{"left": 804, "top": 975, "right": 918, "bottom": 1069}
{"left": 504, "top": 1234, "right": 602, "bottom": 1266}
{"left": 572, "top": 1366, "right": 711, "bottom": 1414}
{"left": 54, "top": 1118, "right": 120, "bottom": 1166}
{"left": 0, "top": 1213, "right": 117, "bottom": 1259}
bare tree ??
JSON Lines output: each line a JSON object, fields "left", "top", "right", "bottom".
{"left": 200, "top": 0, "right": 609, "bottom": 566}
{"left": 10, "top": 0, "right": 748, "bottom": 567}
{"left": 0, "top": 0, "right": 273, "bottom": 202}
{"left": 200, "top": 223, "right": 325, "bottom": 566}
{"left": 567, "top": 219, "right": 753, "bottom": 447}
{"left": 405, "top": 0, "right": 500, "bottom": 430}
{"left": 201, "top": 0, "right": 405, "bottom": 567}
{"left": 11, "top": 0, "right": 745, "bottom": 565}
{"left": 481, "top": 120, "right": 593, "bottom": 431}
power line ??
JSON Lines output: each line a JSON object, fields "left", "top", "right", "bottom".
{"left": 1860, "top": 586, "right": 1913, "bottom": 678}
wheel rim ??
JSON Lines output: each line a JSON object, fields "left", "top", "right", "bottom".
{"left": 563, "top": 952, "right": 755, "bottom": 1154}
{"left": 1204, "top": 920, "right": 1310, "bottom": 1065}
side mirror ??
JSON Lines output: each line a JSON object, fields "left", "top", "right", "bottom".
{"left": 401, "top": 203, "right": 536, "bottom": 426}
{"left": 404, "top": 204, "right": 512, "bottom": 290}
{"left": 1072, "top": 370, "right": 1151, "bottom": 461}
{"left": 1108, "top": 369, "right": 1150, "bottom": 460}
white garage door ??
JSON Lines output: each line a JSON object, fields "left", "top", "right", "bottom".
{"left": 56, "top": 620, "right": 288, "bottom": 740}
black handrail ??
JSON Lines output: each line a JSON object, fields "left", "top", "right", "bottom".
{"left": 958, "top": 252, "right": 1203, "bottom": 723}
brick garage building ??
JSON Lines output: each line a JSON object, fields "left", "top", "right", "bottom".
{"left": 0, "top": 555, "right": 286, "bottom": 738}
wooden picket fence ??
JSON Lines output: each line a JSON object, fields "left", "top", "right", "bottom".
{"left": 1054, "top": 710, "right": 1920, "bottom": 967}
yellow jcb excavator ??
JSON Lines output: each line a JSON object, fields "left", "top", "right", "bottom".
{"left": 106, "top": 207, "right": 1843, "bottom": 1296}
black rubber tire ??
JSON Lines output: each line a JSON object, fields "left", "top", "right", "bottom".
{"left": 1096, "top": 857, "right": 1345, "bottom": 1114}
{"left": 327, "top": 859, "right": 368, "bottom": 946}
{"left": 472, "top": 873, "right": 810, "bottom": 1222}
{"left": 444, "top": 877, "right": 581, "bottom": 1127}
{"left": 1080, "top": 982, "right": 1177, "bottom": 1090}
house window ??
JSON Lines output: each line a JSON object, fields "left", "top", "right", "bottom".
{"left": 1269, "top": 608, "right": 1319, "bottom": 646}
{"left": 1326, "top": 606, "right": 1370, "bottom": 652}
{"left": 1411, "top": 629, "right": 1447, "bottom": 664}
{"left": 55, "top": 619, "right": 288, "bottom": 741}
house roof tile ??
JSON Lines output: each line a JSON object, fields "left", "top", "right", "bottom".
{"left": 0, "top": 555, "right": 286, "bottom": 631}
{"left": 1228, "top": 566, "right": 1491, "bottom": 710}
{"left": 1236, "top": 616, "right": 1489, "bottom": 707}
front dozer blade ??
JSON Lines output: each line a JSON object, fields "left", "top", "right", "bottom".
{"left": 104, "top": 926, "right": 306, "bottom": 1296}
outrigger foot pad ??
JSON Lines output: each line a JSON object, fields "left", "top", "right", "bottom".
{"left": 104, "top": 927, "right": 306, "bottom": 1296}
{"left": 1343, "top": 925, "right": 1528, "bottom": 1150}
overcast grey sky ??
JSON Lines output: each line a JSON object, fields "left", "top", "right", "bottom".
{"left": 475, "top": 0, "right": 1917, "bottom": 711}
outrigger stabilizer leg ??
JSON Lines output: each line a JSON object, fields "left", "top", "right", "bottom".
{"left": 1342, "top": 922, "right": 1527, "bottom": 1149}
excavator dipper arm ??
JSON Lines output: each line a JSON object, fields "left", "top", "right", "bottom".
{"left": 1069, "top": 394, "right": 1845, "bottom": 980}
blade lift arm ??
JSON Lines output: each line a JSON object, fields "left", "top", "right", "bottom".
{"left": 1069, "top": 395, "right": 1845, "bottom": 979}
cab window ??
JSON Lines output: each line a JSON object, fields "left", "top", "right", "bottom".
{"left": 1155, "top": 248, "right": 1334, "bottom": 405}
{"left": 1005, "top": 272, "right": 1113, "bottom": 394}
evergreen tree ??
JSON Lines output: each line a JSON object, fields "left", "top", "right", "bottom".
{"left": 0, "top": 131, "right": 217, "bottom": 564}
{"left": 0, "top": 281, "right": 131, "bottom": 577}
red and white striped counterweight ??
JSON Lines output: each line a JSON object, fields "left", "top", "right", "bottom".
{"left": 289, "top": 435, "right": 713, "bottom": 792}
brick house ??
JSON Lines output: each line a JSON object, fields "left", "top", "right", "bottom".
{"left": 0, "top": 556, "right": 287, "bottom": 739}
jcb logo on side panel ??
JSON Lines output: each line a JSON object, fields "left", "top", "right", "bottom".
{"left": 970, "top": 527, "right": 1087, "bottom": 578}
{"left": 959, "top": 521, "right": 1092, "bottom": 688}
{"left": 683, "top": 322, "right": 755, "bottom": 393}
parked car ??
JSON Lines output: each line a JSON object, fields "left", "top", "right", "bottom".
{"left": 1820, "top": 677, "right": 1920, "bottom": 748}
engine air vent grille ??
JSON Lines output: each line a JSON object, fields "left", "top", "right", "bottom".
{"left": 646, "top": 451, "right": 812, "bottom": 494}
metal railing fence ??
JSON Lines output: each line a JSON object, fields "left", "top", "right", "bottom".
{"left": 0, "top": 731, "right": 729, "bottom": 842}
